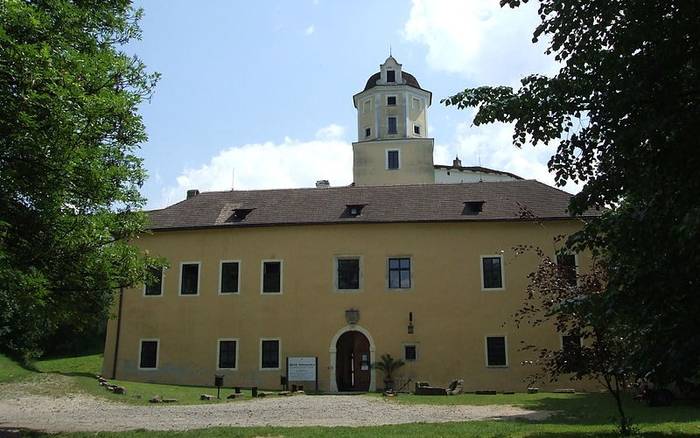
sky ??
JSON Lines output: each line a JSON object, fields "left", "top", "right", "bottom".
{"left": 128, "top": 0, "right": 572, "bottom": 209}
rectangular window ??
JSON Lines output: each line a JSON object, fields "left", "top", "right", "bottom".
{"left": 387, "top": 70, "right": 395, "bottom": 82}
{"left": 387, "top": 96, "right": 397, "bottom": 106}
{"left": 388, "top": 257, "right": 411, "bottom": 289}
{"left": 144, "top": 266, "right": 163, "bottom": 296}
{"left": 139, "top": 340, "right": 158, "bottom": 369}
{"left": 261, "top": 339, "right": 280, "bottom": 369}
{"left": 337, "top": 258, "right": 360, "bottom": 290}
{"left": 220, "top": 261, "right": 240, "bottom": 294}
{"left": 481, "top": 256, "right": 503, "bottom": 290}
{"left": 413, "top": 124, "right": 421, "bottom": 135}
{"left": 180, "top": 263, "right": 200, "bottom": 295}
{"left": 218, "top": 340, "right": 237, "bottom": 369}
{"left": 365, "top": 127, "right": 371, "bottom": 137}
{"left": 486, "top": 336, "right": 507, "bottom": 367}
{"left": 562, "top": 335, "right": 581, "bottom": 352}
{"left": 404, "top": 344, "right": 417, "bottom": 361}
{"left": 388, "top": 117, "right": 397, "bottom": 134}
{"left": 556, "top": 254, "right": 577, "bottom": 286}
{"left": 262, "top": 261, "right": 282, "bottom": 293}
{"left": 387, "top": 149, "right": 399, "bottom": 169}
{"left": 363, "top": 99, "right": 371, "bottom": 114}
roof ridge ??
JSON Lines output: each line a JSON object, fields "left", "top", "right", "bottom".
{"left": 174, "top": 179, "right": 537, "bottom": 198}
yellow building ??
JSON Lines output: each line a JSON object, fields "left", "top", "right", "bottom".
{"left": 102, "top": 57, "right": 597, "bottom": 393}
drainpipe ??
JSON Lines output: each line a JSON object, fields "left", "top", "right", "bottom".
{"left": 111, "top": 287, "right": 124, "bottom": 379}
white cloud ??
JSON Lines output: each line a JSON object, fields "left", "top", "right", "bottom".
{"left": 158, "top": 124, "right": 352, "bottom": 208}
{"left": 403, "top": 0, "right": 557, "bottom": 85}
{"left": 436, "top": 109, "right": 581, "bottom": 193}
{"left": 304, "top": 25, "right": 315, "bottom": 35}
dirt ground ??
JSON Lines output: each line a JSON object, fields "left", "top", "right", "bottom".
{"left": 0, "top": 386, "right": 550, "bottom": 433}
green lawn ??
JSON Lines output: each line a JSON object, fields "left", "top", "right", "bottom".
{"left": 0, "top": 353, "right": 34, "bottom": 383}
{"left": 1, "top": 353, "right": 262, "bottom": 405}
{"left": 20, "top": 419, "right": 700, "bottom": 437}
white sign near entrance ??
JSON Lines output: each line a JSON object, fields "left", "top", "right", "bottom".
{"left": 287, "top": 357, "right": 316, "bottom": 381}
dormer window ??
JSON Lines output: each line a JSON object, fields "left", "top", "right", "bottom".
{"left": 387, "top": 96, "right": 397, "bottom": 106}
{"left": 387, "top": 70, "right": 395, "bottom": 82}
{"left": 229, "top": 208, "right": 254, "bottom": 222}
{"left": 344, "top": 204, "right": 366, "bottom": 218}
{"left": 462, "top": 201, "right": 485, "bottom": 215}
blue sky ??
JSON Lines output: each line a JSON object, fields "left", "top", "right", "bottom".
{"left": 129, "top": 0, "right": 569, "bottom": 209}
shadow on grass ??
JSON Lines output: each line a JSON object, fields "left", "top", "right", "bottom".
{"left": 486, "top": 392, "right": 700, "bottom": 432}
{"left": 525, "top": 433, "right": 700, "bottom": 437}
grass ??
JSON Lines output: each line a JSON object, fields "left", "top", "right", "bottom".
{"left": 1, "top": 353, "right": 263, "bottom": 405}
{"left": 20, "top": 419, "right": 700, "bottom": 437}
{"left": 0, "top": 353, "right": 34, "bottom": 383}
{"left": 3, "top": 353, "right": 700, "bottom": 436}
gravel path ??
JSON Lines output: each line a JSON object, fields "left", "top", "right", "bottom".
{"left": 0, "top": 391, "right": 550, "bottom": 433}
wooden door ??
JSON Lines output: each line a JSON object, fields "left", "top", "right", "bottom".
{"left": 336, "top": 331, "right": 371, "bottom": 391}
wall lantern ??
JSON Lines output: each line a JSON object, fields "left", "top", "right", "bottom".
{"left": 408, "top": 312, "right": 414, "bottom": 334}
{"left": 345, "top": 308, "right": 360, "bottom": 325}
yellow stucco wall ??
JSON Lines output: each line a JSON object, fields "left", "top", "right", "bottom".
{"left": 103, "top": 220, "right": 593, "bottom": 392}
{"left": 352, "top": 139, "right": 435, "bottom": 186}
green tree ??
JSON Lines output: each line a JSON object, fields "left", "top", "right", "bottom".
{"left": 445, "top": 1, "right": 700, "bottom": 387}
{"left": 0, "top": 0, "right": 161, "bottom": 361}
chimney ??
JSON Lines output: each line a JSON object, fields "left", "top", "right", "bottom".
{"left": 315, "top": 180, "right": 330, "bottom": 188}
{"left": 186, "top": 189, "right": 199, "bottom": 199}
{"left": 453, "top": 156, "right": 462, "bottom": 168}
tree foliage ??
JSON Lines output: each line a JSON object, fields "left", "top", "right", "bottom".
{"left": 0, "top": 0, "right": 162, "bottom": 360}
{"left": 445, "top": 0, "right": 700, "bottom": 385}
{"left": 513, "top": 243, "right": 635, "bottom": 434}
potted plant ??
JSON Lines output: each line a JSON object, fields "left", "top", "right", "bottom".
{"left": 373, "top": 354, "right": 405, "bottom": 391}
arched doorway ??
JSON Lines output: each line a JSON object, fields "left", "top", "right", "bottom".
{"left": 335, "top": 331, "right": 371, "bottom": 391}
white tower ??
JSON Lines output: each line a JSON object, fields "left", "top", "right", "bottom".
{"left": 351, "top": 56, "right": 435, "bottom": 186}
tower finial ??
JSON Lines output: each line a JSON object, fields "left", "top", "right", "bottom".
{"left": 389, "top": 44, "right": 392, "bottom": 57}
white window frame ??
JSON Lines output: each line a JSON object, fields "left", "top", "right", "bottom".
{"left": 386, "top": 95, "right": 398, "bottom": 106}
{"left": 333, "top": 255, "right": 363, "bottom": 293}
{"left": 260, "top": 259, "right": 283, "bottom": 295}
{"left": 480, "top": 255, "right": 505, "bottom": 291}
{"left": 216, "top": 338, "right": 239, "bottom": 371}
{"left": 484, "top": 335, "right": 509, "bottom": 368}
{"left": 403, "top": 343, "right": 418, "bottom": 362}
{"left": 138, "top": 338, "right": 160, "bottom": 371}
{"left": 143, "top": 267, "right": 165, "bottom": 298}
{"left": 259, "top": 338, "right": 281, "bottom": 371}
{"left": 385, "top": 148, "right": 400, "bottom": 170}
{"left": 178, "top": 261, "right": 201, "bottom": 296}
{"left": 386, "top": 256, "right": 413, "bottom": 291}
{"left": 218, "top": 260, "right": 241, "bottom": 295}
